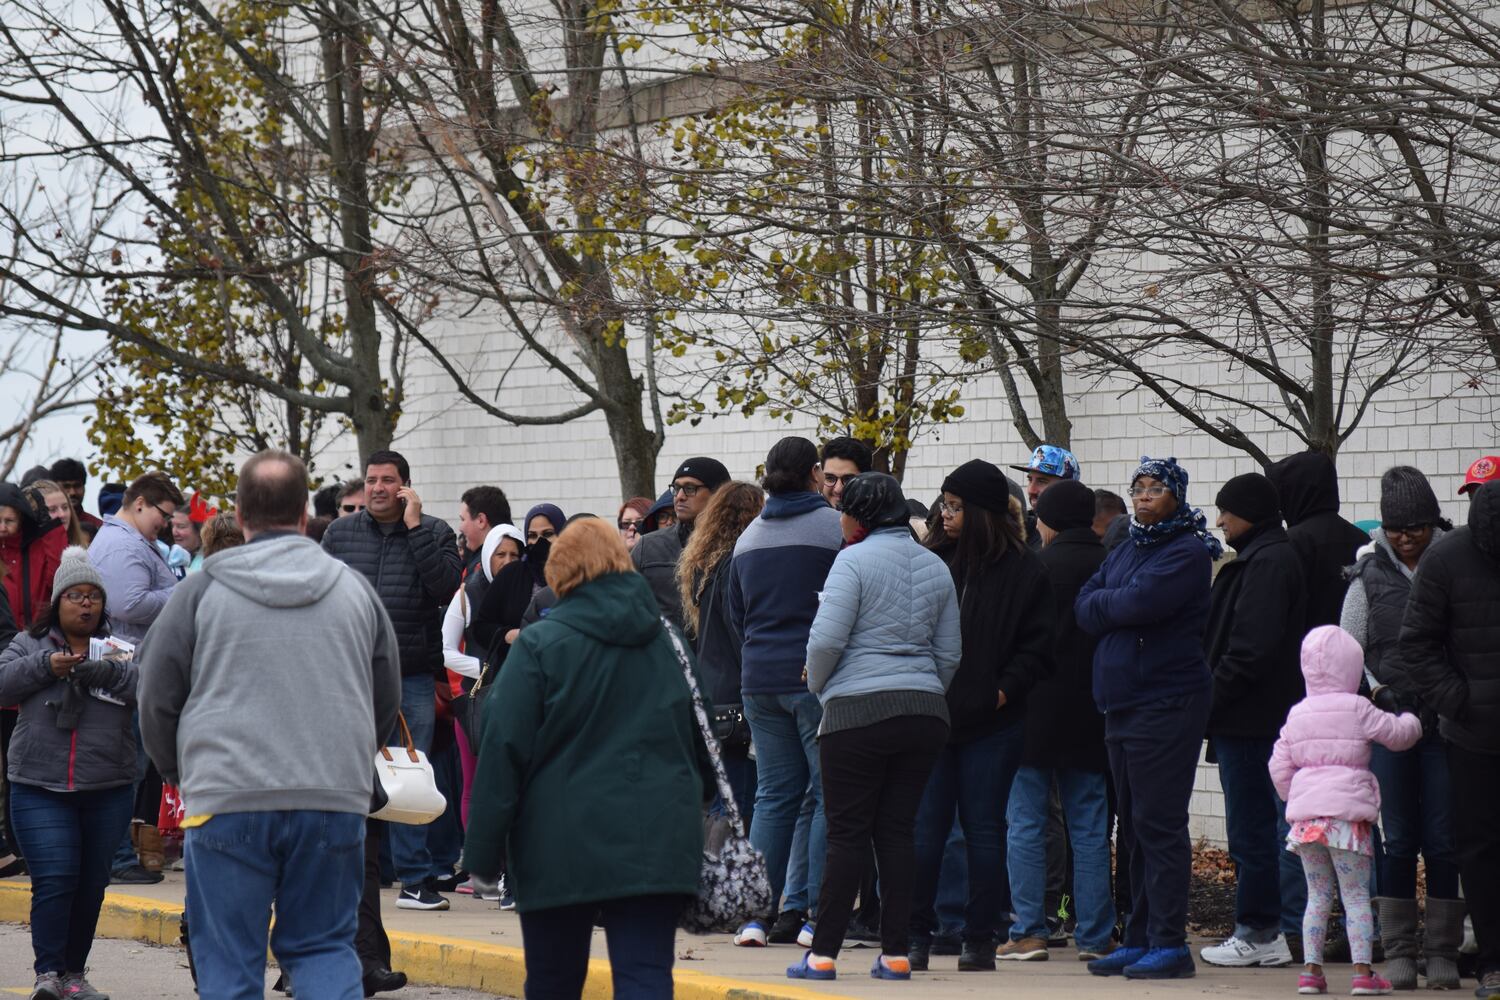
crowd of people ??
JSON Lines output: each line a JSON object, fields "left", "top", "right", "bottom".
{"left": 0, "top": 440, "right": 1498, "bottom": 1000}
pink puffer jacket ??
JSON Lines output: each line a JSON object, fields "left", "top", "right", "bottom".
{"left": 1270, "top": 625, "right": 1421, "bottom": 823}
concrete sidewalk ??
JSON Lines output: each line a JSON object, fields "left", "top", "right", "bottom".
{"left": 3, "top": 873, "right": 1317, "bottom": 998}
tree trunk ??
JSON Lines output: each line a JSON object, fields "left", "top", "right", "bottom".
{"left": 594, "top": 337, "right": 658, "bottom": 498}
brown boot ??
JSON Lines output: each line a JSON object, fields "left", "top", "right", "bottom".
{"left": 136, "top": 825, "right": 165, "bottom": 873}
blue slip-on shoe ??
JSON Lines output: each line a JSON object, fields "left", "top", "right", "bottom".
{"left": 787, "top": 951, "right": 837, "bottom": 980}
{"left": 870, "top": 955, "right": 912, "bottom": 980}
{"left": 1123, "top": 946, "right": 1197, "bottom": 979}
{"left": 1088, "top": 946, "right": 1147, "bottom": 977}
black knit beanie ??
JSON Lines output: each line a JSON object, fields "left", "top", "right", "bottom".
{"left": 1380, "top": 466, "right": 1442, "bottom": 527}
{"left": 839, "top": 472, "right": 910, "bottom": 530}
{"left": 1214, "top": 473, "right": 1281, "bottom": 524}
{"left": 672, "top": 457, "right": 730, "bottom": 491}
{"left": 1035, "top": 479, "right": 1096, "bottom": 532}
{"left": 941, "top": 459, "right": 1014, "bottom": 513}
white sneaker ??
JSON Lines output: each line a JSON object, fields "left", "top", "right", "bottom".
{"left": 1200, "top": 934, "right": 1294, "bottom": 967}
{"left": 734, "top": 921, "right": 768, "bottom": 947}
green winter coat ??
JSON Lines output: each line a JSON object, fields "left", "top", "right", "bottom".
{"left": 461, "top": 570, "right": 712, "bottom": 911}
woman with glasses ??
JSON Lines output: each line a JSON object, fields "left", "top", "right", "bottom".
{"left": 616, "top": 497, "right": 652, "bottom": 552}
{"left": 1341, "top": 467, "right": 1462, "bottom": 989}
{"left": 1075, "top": 456, "right": 1219, "bottom": 980}
{"left": 0, "top": 547, "right": 136, "bottom": 999}
{"left": 908, "top": 460, "right": 1054, "bottom": 972}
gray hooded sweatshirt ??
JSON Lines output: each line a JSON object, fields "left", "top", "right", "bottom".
{"left": 138, "top": 532, "right": 402, "bottom": 818}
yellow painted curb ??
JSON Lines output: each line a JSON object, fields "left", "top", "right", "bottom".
{"left": 0, "top": 883, "right": 851, "bottom": 1000}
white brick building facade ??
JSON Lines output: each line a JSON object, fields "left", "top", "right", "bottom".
{"left": 354, "top": 328, "right": 1499, "bottom": 847}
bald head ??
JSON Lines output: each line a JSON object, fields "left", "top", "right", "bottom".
{"left": 237, "top": 450, "right": 310, "bottom": 537}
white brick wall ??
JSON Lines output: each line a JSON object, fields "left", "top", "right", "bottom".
{"left": 335, "top": 320, "right": 1500, "bottom": 850}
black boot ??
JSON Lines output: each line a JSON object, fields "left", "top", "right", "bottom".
{"left": 362, "top": 967, "right": 407, "bottom": 997}
{"left": 958, "top": 938, "right": 996, "bottom": 972}
{"left": 908, "top": 940, "right": 930, "bottom": 972}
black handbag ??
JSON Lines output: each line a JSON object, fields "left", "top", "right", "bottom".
{"left": 711, "top": 703, "right": 751, "bottom": 754}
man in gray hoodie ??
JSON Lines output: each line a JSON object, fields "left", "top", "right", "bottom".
{"left": 138, "top": 450, "right": 401, "bottom": 1000}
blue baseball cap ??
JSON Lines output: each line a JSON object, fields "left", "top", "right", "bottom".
{"left": 1010, "top": 445, "right": 1082, "bottom": 482}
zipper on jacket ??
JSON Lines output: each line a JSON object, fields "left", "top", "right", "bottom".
{"left": 67, "top": 729, "right": 77, "bottom": 790}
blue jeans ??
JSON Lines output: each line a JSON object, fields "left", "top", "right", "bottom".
{"left": 1370, "top": 731, "right": 1459, "bottom": 898}
{"left": 782, "top": 784, "right": 816, "bottom": 914}
{"left": 519, "top": 894, "right": 683, "bottom": 999}
{"left": 744, "top": 691, "right": 825, "bottom": 918}
{"left": 713, "top": 752, "right": 756, "bottom": 833}
{"left": 109, "top": 712, "right": 148, "bottom": 872}
{"left": 1213, "top": 735, "right": 1304, "bottom": 938}
{"left": 387, "top": 674, "right": 436, "bottom": 885}
{"left": 425, "top": 737, "right": 463, "bottom": 877}
{"left": 10, "top": 782, "right": 134, "bottom": 975}
{"left": 186, "top": 810, "right": 365, "bottom": 1000}
{"left": 1007, "top": 767, "right": 1115, "bottom": 951}
{"left": 937, "top": 821, "right": 968, "bottom": 936}
{"left": 911, "top": 721, "right": 1025, "bottom": 944}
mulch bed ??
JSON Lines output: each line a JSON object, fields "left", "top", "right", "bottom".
{"left": 1188, "top": 844, "right": 1237, "bottom": 938}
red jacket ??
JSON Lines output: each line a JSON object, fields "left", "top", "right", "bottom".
{"left": 1, "top": 524, "right": 68, "bottom": 628}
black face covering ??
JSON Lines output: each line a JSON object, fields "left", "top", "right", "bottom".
{"left": 526, "top": 535, "right": 551, "bottom": 579}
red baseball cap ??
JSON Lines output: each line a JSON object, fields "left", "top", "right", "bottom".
{"left": 1459, "top": 455, "right": 1500, "bottom": 495}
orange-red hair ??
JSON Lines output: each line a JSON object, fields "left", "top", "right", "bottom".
{"left": 544, "top": 517, "right": 635, "bottom": 598}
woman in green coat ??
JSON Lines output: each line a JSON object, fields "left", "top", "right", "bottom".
{"left": 463, "top": 517, "right": 712, "bottom": 999}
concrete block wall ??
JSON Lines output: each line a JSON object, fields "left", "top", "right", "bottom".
{"left": 321, "top": 320, "right": 1500, "bottom": 850}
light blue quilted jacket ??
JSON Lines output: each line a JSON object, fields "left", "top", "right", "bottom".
{"left": 805, "top": 527, "right": 962, "bottom": 703}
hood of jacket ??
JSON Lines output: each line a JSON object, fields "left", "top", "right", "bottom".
{"left": 1267, "top": 452, "right": 1341, "bottom": 526}
{"left": 762, "top": 491, "right": 830, "bottom": 520}
{"left": 1301, "top": 624, "right": 1364, "bottom": 695}
{"left": 1469, "top": 481, "right": 1500, "bottom": 559}
{"left": 481, "top": 524, "right": 525, "bottom": 583}
{"left": 0, "top": 483, "right": 53, "bottom": 544}
{"left": 203, "top": 534, "right": 340, "bottom": 609}
{"left": 545, "top": 570, "right": 666, "bottom": 647}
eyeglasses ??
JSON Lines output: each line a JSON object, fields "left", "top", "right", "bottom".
{"left": 618, "top": 519, "right": 642, "bottom": 533}
{"left": 150, "top": 502, "right": 176, "bottom": 521}
{"left": 671, "top": 483, "right": 703, "bottom": 498}
{"left": 823, "top": 473, "right": 858, "bottom": 488}
{"left": 1127, "top": 486, "right": 1170, "bottom": 499}
{"left": 526, "top": 528, "right": 556, "bottom": 544}
{"left": 61, "top": 590, "right": 100, "bottom": 606}
{"left": 1383, "top": 524, "right": 1429, "bottom": 537}
{"left": 341, "top": 503, "right": 365, "bottom": 513}
{"left": 939, "top": 500, "right": 964, "bottom": 516}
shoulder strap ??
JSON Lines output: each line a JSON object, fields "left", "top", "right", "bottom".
{"left": 660, "top": 616, "right": 743, "bottom": 831}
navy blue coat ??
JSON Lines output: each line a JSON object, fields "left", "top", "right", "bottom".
{"left": 1075, "top": 527, "right": 1213, "bottom": 713}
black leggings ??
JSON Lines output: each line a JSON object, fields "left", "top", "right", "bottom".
{"left": 811, "top": 714, "right": 947, "bottom": 959}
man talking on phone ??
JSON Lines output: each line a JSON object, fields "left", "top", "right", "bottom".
{"left": 323, "top": 450, "right": 461, "bottom": 915}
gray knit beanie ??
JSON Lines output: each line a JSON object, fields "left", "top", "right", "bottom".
{"left": 1380, "top": 466, "right": 1442, "bottom": 528}
{"left": 51, "top": 546, "right": 106, "bottom": 602}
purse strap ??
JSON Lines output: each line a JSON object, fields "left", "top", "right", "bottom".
{"left": 660, "top": 616, "right": 745, "bottom": 833}
{"left": 380, "top": 712, "right": 419, "bottom": 763}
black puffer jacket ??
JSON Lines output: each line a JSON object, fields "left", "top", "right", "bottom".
{"left": 1204, "top": 523, "right": 1307, "bottom": 739}
{"left": 322, "top": 512, "right": 461, "bottom": 678}
{"left": 1025, "top": 527, "right": 1106, "bottom": 772}
{"left": 631, "top": 523, "right": 687, "bottom": 630}
{"left": 0, "top": 629, "right": 137, "bottom": 791}
{"left": 691, "top": 554, "right": 744, "bottom": 708}
{"left": 938, "top": 542, "right": 1054, "bottom": 743}
{"left": 1390, "top": 482, "right": 1500, "bottom": 754}
{"left": 1267, "top": 452, "right": 1369, "bottom": 632}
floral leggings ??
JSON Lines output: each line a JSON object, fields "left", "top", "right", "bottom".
{"left": 1295, "top": 842, "right": 1375, "bottom": 966}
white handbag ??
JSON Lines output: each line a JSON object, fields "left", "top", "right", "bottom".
{"left": 370, "top": 713, "right": 447, "bottom": 825}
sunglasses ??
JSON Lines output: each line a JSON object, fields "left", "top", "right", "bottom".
{"left": 618, "top": 519, "right": 642, "bottom": 532}
{"left": 341, "top": 503, "right": 365, "bottom": 513}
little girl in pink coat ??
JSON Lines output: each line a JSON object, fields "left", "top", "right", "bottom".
{"left": 1270, "top": 625, "right": 1422, "bottom": 996}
